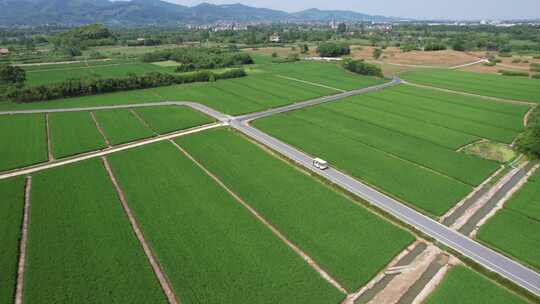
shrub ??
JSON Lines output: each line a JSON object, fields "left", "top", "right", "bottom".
{"left": 342, "top": 59, "right": 383, "bottom": 78}
{"left": 316, "top": 42, "right": 350, "bottom": 57}
{"left": 532, "top": 74, "right": 540, "bottom": 79}
{"left": 516, "top": 108, "right": 540, "bottom": 158}
{"left": 373, "top": 48, "right": 382, "bottom": 60}
{"left": 484, "top": 61, "right": 497, "bottom": 66}
{"left": 6, "top": 69, "right": 246, "bottom": 103}
{"left": 498, "top": 70, "right": 530, "bottom": 77}
{"left": 424, "top": 43, "right": 447, "bottom": 51}
{"left": 511, "top": 59, "right": 522, "bottom": 64}
{"left": 498, "top": 52, "right": 512, "bottom": 57}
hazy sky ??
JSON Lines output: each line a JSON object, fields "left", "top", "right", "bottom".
{"left": 166, "top": 0, "right": 540, "bottom": 20}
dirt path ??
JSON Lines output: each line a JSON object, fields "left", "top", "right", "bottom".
{"left": 45, "top": 113, "right": 54, "bottom": 162}
{"left": 171, "top": 140, "right": 349, "bottom": 295}
{"left": 523, "top": 106, "right": 537, "bottom": 127}
{"left": 90, "top": 112, "right": 112, "bottom": 147}
{"left": 102, "top": 157, "right": 178, "bottom": 304}
{"left": 401, "top": 80, "right": 536, "bottom": 106}
{"left": 276, "top": 75, "right": 346, "bottom": 92}
{"left": 0, "top": 123, "right": 222, "bottom": 180}
{"left": 130, "top": 109, "right": 158, "bottom": 135}
{"left": 15, "top": 176, "right": 32, "bottom": 304}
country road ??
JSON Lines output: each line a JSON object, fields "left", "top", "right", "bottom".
{"left": 1, "top": 77, "right": 539, "bottom": 297}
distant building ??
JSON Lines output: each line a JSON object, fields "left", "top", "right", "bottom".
{"left": 0, "top": 48, "right": 9, "bottom": 55}
{"left": 269, "top": 32, "right": 281, "bottom": 43}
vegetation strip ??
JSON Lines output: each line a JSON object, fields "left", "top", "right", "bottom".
{"left": 14, "top": 176, "right": 31, "bottom": 304}
{"left": 102, "top": 157, "right": 178, "bottom": 304}
{"left": 45, "top": 113, "right": 53, "bottom": 161}
{"left": 0, "top": 123, "right": 222, "bottom": 180}
{"left": 90, "top": 112, "right": 111, "bottom": 147}
{"left": 171, "top": 140, "right": 348, "bottom": 294}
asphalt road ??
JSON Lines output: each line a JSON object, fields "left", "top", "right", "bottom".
{"left": 230, "top": 104, "right": 540, "bottom": 297}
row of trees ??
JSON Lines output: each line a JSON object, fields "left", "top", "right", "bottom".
{"left": 342, "top": 59, "right": 383, "bottom": 78}
{"left": 142, "top": 47, "right": 253, "bottom": 71}
{"left": 4, "top": 69, "right": 246, "bottom": 103}
{"left": 516, "top": 108, "right": 540, "bottom": 158}
{"left": 317, "top": 42, "right": 350, "bottom": 57}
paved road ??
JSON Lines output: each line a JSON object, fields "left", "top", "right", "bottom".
{"left": 230, "top": 117, "right": 540, "bottom": 297}
{"left": 2, "top": 78, "right": 539, "bottom": 297}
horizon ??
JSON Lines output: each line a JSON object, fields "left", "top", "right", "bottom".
{"left": 157, "top": 0, "right": 540, "bottom": 21}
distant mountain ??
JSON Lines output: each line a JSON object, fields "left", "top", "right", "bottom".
{"left": 0, "top": 0, "right": 397, "bottom": 26}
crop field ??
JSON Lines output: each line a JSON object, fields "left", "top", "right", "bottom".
{"left": 133, "top": 105, "right": 214, "bottom": 134}
{"left": 25, "top": 159, "right": 165, "bottom": 303}
{"left": 48, "top": 111, "right": 107, "bottom": 158}
{"left": 477, "top": 169, "right": 540, "bottom": 271}
{"left": 401, "top": 69, "right": 540, "bottom": 103}
{"left": 0, "top": 177, "right": 24, "bottom": 304}
{"left": 175, "top": 128, "right": 414, "bottom": 291}
{"left": 24, "top": 60, "right": 171, "bottom": 86}
{"left": 254, "top": 84, "right": 526, "bottom": 216}
{"left": 425, "top": 266, "right": 527, "bottom": 304}
{"left": 93, "top": 109, "right": 155, "bottom": 145}
{"left": 107, "top": 142, "right": 344, "bottom": 303}
{"left": 0, "top": 114, "right": 48, "bottom": 171}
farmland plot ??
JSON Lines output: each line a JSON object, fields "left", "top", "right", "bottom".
{"left": 401, "top": 69, "right": 540, "bottom": 103}
{"left": 0, "top": 178, "right": 25, "bottom": 304}
{"left": 425, "top": 266, "right": 527, "bottom": 304}
{"left": 48, "top": 111, "right": 106, "bottom": 158}
{"left": 25, "top": 159, "right": 165, "bottom": 303}
{"left": 133, "top": 105, "right": 214, "bottom": 134}
{"left": 176, "top": 129, "right": 414, "bottom": 291}
{"left": 477, "top": 170, "right": 540, "bottom": 271}
{"left": 93, "top": 109, "right": 155, "bottom": 145}
{"left": 0, "top": 114, "right": 48, "bottom": 171}
{"left": 108, "top": 142, "right": 344, "bottom": 304}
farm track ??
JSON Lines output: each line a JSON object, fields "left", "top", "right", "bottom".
{"left": 2, "top": 77, "right": 540, "bottom": 298}
{"left": 45, "top": 113, "right": 53, "bottom": 162}
{"left": 102, "top": 157, "right": 178, "bottom": 304}
{"left": 14, "top": 176, "right": 31, "bottom": 304}
{"left": 171, "top": 140, "right": 349, "bottom": 295}
{"left": 90, "top": 112, "right": 112, "bottom": 147}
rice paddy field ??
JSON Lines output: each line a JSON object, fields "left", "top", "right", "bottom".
{"left": 253, "top": 84, "right": 527, "bottom": 216}
{"left": 93, "top": 109, "right": 155, "bottom": 145}
{"left": 0, "top": 114, "right": 48, "bottom": 171}
{"left": 25, "top": 159, "right": 166, "bottom": 303}
{"left": 176, "top": 128, "right": 414, "bottom": 291}
{"left": 0, "top": 177, "right": 25, "bottom": 304}
{"left": 477, "top": 169, "right": 540, "bottom": 271}
{"left": 401, "top": 69, "right": 540, "bottom": 103}
{"left": 132, "top": 105, "right": 213, "bottom": 134}
{"left": 425, "top": 266, "right": 527, "bottom": 304}
{"left": 108, "top": 141, "right": 344, "bottom": 303}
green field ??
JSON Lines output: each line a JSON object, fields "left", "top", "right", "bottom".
{"left": 49, "top": 111, "right": 107, "bottom": 158}
{"left": 24, "top": 60, "right": 171, "bottom": 86}
{"left": 0, "top": 114, "right": 48, "bottom": 171}
{"left": 25, "top": 159, "right": 165, "bottom": 303}
{"left": 176, "top": 129, "right": 414, "bottom": 291}
{"left": 0, "top": 177, "right": 24, "bottom": 304}
{"left": 107, "top": 142, "right": 344, "bottom": 303}
{"left": 425, "top": 266, "right": 527, "bottom": 304}
{"left": 477, "top": 169, "right": 540, "bottom": 271}
{"left": 253, "top": 84, "right": 526, "bottom": 216}
{"left": 93, "top": 109, "right": 155, "bottom": 145}
{"left": 401, "top": 69, "right": 540, "bottom": 103}
{"left": 133, "top": 105, "right": 214, "bottom": 134}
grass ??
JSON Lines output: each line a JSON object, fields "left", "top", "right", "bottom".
{"left": 93, "top": 109, "right": 155, "bottom": 145}
{"left": 0, "top": 114, "right": 48, "bottom": 171}
{"left": 462, "top": 141, "right": 517, "bottom": 163}
{"left": 176, "top": 128, "right": 414, "bottom": 291}
{"left": 49, "top": 111, "right": 107, "bottom": 158}
{"left": 25, "top": 159, "right": 166, "bottom": 303}
{"left": 477, "top": 169, "right": 540, "bottom": 271}
{"left": 425, "top": 266, "right": 528, "bottom": 304}
{"left": 401, "top": 69, "right": 540, "bottom": 103}
{"left": 0, "top": 177, "right": 24, "bottom": 304}
{"left": 107, "top": 141, "right": 344, "bottom": 303}
{"left": 133, "top": 105, "right": 214, "bottom": 134}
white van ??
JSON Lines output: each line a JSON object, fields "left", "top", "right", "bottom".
{"left": 313, "top": 158, "right": 329, "bottom": 170}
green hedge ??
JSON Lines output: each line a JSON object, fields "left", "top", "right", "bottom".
{"left": 498, "top": 70, "right": 530, "bottom": 77}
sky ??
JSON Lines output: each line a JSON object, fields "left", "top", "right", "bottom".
{"left": 166, "top": 0, "right": 540, "bottom": 20}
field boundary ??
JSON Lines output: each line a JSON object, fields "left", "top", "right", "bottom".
{"left": 102, "top": 157, "right": 179, "bottom": 304}
{"left": 14, "top": 176, "right": 31, "bottom": 304}
{"left": 171, "top": 140, "right": 349, "bottom": 295}
{"left": 276, "top": 75, "right": 346, "bottom": 92}
{"left": 90, "top": 112, "right": 112, "bottom": 147}
{"left": 45, "top": 113, "right": 54, "bottom": 162}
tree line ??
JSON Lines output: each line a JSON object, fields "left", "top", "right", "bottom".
{"left": 142, "top": 47, "right": 253, "bottom": 71}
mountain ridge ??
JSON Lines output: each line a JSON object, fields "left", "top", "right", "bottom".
{"left": 0, "top": 0, "right": 397, "bottom": 26}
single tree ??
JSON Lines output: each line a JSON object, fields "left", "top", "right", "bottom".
{"left": 373, "top": 48, "right": 383, "bottom": 60}
{"left": 0, "top": 65, "right": 26, "bottom": 86}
